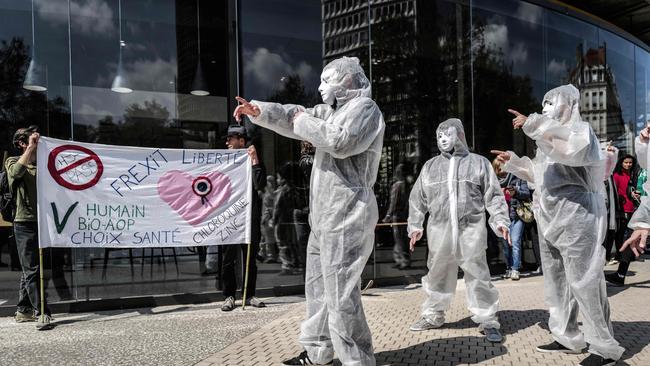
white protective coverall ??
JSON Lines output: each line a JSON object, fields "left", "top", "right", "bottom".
{"left": 502, "top": 84, "right": 624, "bottom": 360}
{"left": 249, "top": 56, "right": 384, "bottom": 366}
{"left": 408, "top": 118, "right": 510, "bottom": 329}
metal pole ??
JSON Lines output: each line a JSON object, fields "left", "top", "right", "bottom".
{"left": 38, "top": 247, "right": 45, "bottom": 320}
{"left": 241, "top": 242, "right": 252, "bottom": 309}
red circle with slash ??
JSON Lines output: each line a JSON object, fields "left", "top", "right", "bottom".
{"left": 47, "top": 144, "right": 104, "bottom": 190}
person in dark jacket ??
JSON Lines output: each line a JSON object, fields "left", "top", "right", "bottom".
{"left": 492, "top": 158, "right": 531, "bottom": 280}
{"left": 603, "top": 175, "right": 622, "bottom": 262}
{"left": 382, "top": 163, "right": 411, "bottom": 269}
{"left": 273, "top": 162, "right": 305, "bottom": 275}
{"left": 220, "top": 124, "right": 266, "bottom": 311}
{"left": 259, "top": 175, "right": 278, "bottom": 263}
{"left": 605, "top": 152, "right": 647, "bottom": 286}
{"left": 292, "top": 141, "right": 314, "bottom": 274}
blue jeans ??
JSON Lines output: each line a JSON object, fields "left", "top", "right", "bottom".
{"left": 502, "top": 218, "right": 524, "bottom": 271}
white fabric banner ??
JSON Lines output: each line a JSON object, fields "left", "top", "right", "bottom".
{"left": 37, "top": 137, "right": 252, "bottom": 248}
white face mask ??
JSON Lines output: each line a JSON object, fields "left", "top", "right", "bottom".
{"left": 437, "top": 127, "right": 457, "bottom": 152}
{"left": 542, "top": 95, "right": 559, "bottom": 119}
{"left": 318, "top": 68, "right": 339, "bottom": 105}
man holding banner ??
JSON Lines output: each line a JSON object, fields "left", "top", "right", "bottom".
{"left": 218, "top": 125, "right": 267, "bottom": 311}
{"left": 235, "top": 56, "right": 385, "bottom": 366}
{"left": 6, "top": 125, "right": 52, "bottom": 330}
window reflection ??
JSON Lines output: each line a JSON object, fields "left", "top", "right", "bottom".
{"left": 1, "top": 0, "right": 650, "bottom": 309}
{"left": 239, "top": 0, "right": 323, "bottom": 287}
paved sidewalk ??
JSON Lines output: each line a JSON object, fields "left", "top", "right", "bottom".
{"left": 0, "top": 258, "right": 647, "bottom": 366}
{"left": 198, "top": 258, "right": 650, "bottom": 366}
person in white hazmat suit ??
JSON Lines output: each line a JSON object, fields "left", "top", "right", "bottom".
{"left": 233, "top": 56, "right": 384, "bottom": 366}
{"left": 621, "top": 126, "right": 650, "bottom": 257}
{"left": 491, "top": 84, "right": 624, "bottom": 366}
{"left": 407, "top": 118, "right": 511, "bottom": 343}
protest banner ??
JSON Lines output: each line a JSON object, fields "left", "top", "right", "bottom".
{"left": 37, "top": 137, "right": 252, "bottom": 248}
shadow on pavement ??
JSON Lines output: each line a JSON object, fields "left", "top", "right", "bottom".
{"left": 360, "top": 318, "right": 646, "bottom": 366}
{"left": 499, "top": 309, "right": 549, "bottom": 334}
{"left": 439, "top": 309, "right": 549, "bottom": 335}
{"left": 614, "top": 320, "right": 650, "bottom": 362}
{"left": 606, "top": 278, "right": 650, "bottom": 296}
{"left": 371, "top": 336, "right": 507, "bottom": 366}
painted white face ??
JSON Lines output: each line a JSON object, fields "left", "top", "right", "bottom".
{"left": 437, "top": 127, "right": 457, "bottom": 152}
{"left": 542, "top": 95, "right": 559, "bottom": 119}
{"left": 318, "top": 68, "right": 338, "bottom": 105}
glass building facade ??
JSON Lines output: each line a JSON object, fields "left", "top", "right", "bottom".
{"left": 0, "top": 0, "right": 648, "bottom": 311}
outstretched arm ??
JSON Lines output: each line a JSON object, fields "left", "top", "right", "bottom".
{"left": 292, "top": 98, "right": 384, "bottom": 159}
{"left": 510, "top": 108, "right": 599, "bottom": 167}
{"left": 233, "top": 96, "right": 331, "bottom": 141}
{"left": 491, "top": 150, "right": 536, "bottom": 184}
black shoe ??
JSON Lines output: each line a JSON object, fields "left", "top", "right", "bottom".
{"left": 578, "top": 354, "right": 616, "bottom": 366}
{"left": 278, "top": 269, "right": 297, "bottom": 276}
{"left": 605, "top": 272, "right": 625, "bottom": 286}
{"left": 282, "top": 351, "right": 332, "bottom": 365}
{"left": 536, "top": 341, "right": 583, "bottom": 354}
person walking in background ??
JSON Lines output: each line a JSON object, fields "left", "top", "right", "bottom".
{"left": 259, "top": 175, "right": 279, "bottom": 263}
{"left": 293, "top": 141, "right": 314, "bottom": 274}
{"left": 603, "top": 171, "right": 621, "bottom": 263}
{"left": 610, "top": 154, "right": 640, "bottom": 265}
{"left": 606, "top": 127, "right": 650, "bottom": 286}
{"left": 382, "top": 163, "right": 411, "bottom": 270}
{"left": 273, "top": 162, "right": 304, "bottom": 276}
{"left": 492, "top": 158, "right": 531, "bottom": 281}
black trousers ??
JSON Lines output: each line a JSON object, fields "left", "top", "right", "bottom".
{"left": 615, "top": 215, "right": 635, "bottom": 264}
{"left": 221, "top": 243, "right": 259, "bottom": 298}
{"left": 14, "top": 222, "right": 50, "bottom": 316}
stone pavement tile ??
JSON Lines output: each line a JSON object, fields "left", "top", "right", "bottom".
{"left": 198, "top": 259, "right": 650, "bottom": 366}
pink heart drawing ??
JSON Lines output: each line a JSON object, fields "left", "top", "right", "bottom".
{"left": 158, "top": 170, "right": 232, "bottom": 226}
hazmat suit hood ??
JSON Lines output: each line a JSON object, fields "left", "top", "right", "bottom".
{"left": 541, "top": 84, "right": 581, "bottom": 125}
{"left": 320, "top": 56, "right": 371, "bottom": 107}
{"left": 436, "top": 118, "right": 469, "bottom": 156}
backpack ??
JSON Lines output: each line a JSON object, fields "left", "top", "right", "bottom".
{"left": 0, "top": 168, "right": 16, "bottom": 222}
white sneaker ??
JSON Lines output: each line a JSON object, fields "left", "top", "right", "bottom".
{"left": 511, "top": 270, "right": 520, "bottom": 280}
{"left": 410, "top": 316, "right": 444, "bottom": 331}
